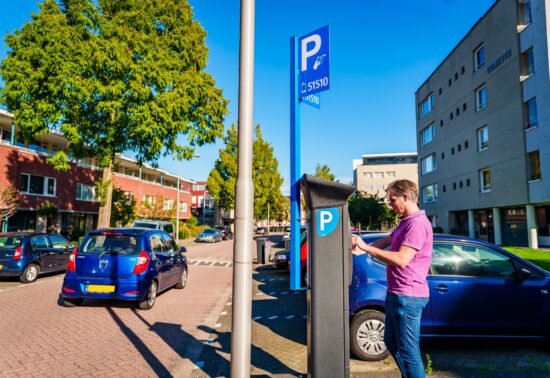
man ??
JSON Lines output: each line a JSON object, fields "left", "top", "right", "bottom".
{"left": 351, "top": 179, "right": 432, "bottom": 378}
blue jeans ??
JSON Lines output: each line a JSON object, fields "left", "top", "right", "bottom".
{"left": 384, "top": 293, "right": 429, "bottom": 378}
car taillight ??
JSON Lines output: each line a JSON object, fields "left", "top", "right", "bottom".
{"left": 13, "top": 246, "right": 22, "bottom": 260}
{"left": 133, "top": 251, "right": 150, "bottom": 274}
{"left": 67, "top": 248, "right": 78, "bottom": 272}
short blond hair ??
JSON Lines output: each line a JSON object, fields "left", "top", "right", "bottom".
{"left": 386, "top": 179, "right": 418, "bottom": 202}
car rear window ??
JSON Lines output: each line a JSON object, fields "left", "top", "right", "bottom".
{"left": 0, "top": 236, "right": 24, "bottom": 249}
{"left": 81, "top": 235, "right": 140, "bottom": 255}
{"left": 133, "top": 222, "right": 157, "bottom": 229}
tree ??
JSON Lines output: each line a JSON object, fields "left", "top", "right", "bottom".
{"left": 138, "top": 195, "right": 176, "bottom": 220}
{"left": 348, "top": 191, "right": 397, "bottom": 231}
{"left": 110, "top": 188, "right": 137, "bottom": 226}
{"left": 314, "top": 163, "right": 335, "bottom": 181}
{"left": 0, "top": 0, "right": 229, "bottom": 228}
{"left": 207, "top": 124, "right": 286, "bottom": 221}
{"left": 0, "top": 186, "right": 19, "bottom": 231}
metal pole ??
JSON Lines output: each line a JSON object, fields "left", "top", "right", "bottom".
{"left": 176, "top": 175, "right": 180, "bottom": 246}
{"left": 290, "top": 36, "right": 302, "bottom": 290}
{"left": 232, "top": 0, "right": 255, "bottom": 376}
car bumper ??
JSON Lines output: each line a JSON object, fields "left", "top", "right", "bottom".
{"left": 0, "top": 260, "right": 25, "bottom": 277}
{"left": 272, "top": 259, "right": 289, "bottom": 269}
{"left": 62, "top": 275, "right": 150, "bottom": 301}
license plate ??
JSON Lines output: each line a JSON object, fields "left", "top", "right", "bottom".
{"left": 0, "top": 265, "right": 3, "bottom": 270}
{"left": 87, "top": 284, "right": 115, "bottom": 293}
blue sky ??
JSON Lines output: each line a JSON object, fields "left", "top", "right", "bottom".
{"left": 1, "top": 0, "right": 496, "bottom": 193}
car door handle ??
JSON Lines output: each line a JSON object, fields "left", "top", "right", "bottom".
{"left": 49, "top": 252, "right": 56, "bottom": 255}
{"left": 436, "top": 285, "right": 448, "bottom": 293}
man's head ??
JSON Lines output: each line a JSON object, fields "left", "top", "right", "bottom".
{"left": 385, "top": 179, "right": 419, "bottom": 216}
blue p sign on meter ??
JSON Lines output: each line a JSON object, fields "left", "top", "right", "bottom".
{"left": 299, "top": 25, "right": 330, "bottom": 97}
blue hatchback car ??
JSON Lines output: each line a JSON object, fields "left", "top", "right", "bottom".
{"left": 62, "top": 228, "right": 188, "bottom": 310}
{"left": 350, "top": 233, "right": 550, "bottom": 361}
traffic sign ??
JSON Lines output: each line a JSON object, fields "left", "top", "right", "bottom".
{"left": 299, "top": 25, "right": 330, "bottom": 97}
{"left": 301, "top": 93, "right": 321, "bottom": 109}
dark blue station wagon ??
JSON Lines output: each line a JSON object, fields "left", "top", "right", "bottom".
{"left": 350, "top": 234, "right": 550, "bottom": 361}
{"left": 62, "top": 228, "right": 188, "bottom": 310}
{"left": 0, "top": 232, "right": 74, "bottom": 283}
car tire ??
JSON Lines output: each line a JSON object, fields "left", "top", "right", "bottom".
{"left": 175, "top": 267, "right": 188, "bottom": 289}
{"left": 350, "top": 309, "right": 390, "bottom": 362}
{"left": 63, "top": 297, "right": 84, "bottom": 307}
{"left": 138, "top": 281, "right": 158, "bottom": 310}
{"left": 20, "top": 263, "right": 40, "bottom": 283}
{"left": 301, "top": 268, "right": 307, "bottom": 287}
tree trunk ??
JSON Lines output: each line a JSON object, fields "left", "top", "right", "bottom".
{"left": 97, "top": 161, "right": 114, "bottom": 228}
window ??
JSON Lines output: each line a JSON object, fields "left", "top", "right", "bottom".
{"left": 374, "top": 171, "right": 384, "bottom": 178}
{"left": 142, "top": 195, "right": 156, "bottom": 206}
{"left": 474, "top": 45, "right": 485, "bottom": 70}
{"left": 386, "top": 171, "right": 396, "bottom": 178}
{"left": 518, "top": 1, "right": 532, "bottom": 28}
{"left": 76, "top": 183, "right": 97, "bottom": 201}
{"left": 422, "top": 184, "right": 438, "bottom": 203}
{"left": 478, "top": 126, "right": 489, "bottom": 151}
{"left": 363, "top": 172, "right": 373, "bottom": 179}
{"left": 31, "top": 235, "right": 52, "bottom": 249}
{"left": 476, "top": 84, "right": 487, "bottom": 110}
{"left": 163, "top": 199, "right": 174, "bottom": 210}
{"left": 20, "top": 174, "right": 56, "bottom": 196}
{"left": 178, "top": 202, "right": 188, "bottom": 212}
{"left": 525, "top": 97, "right": 538, "bottom": 129}
{"left": 520, "top": 48, "right": 534, "bottom": 79}
{"left": 480, "top": 168, "right": 491, "bottom": 193}
{"left": 420, "top": 123, "right": 436, "bottom": 146}
{"left": 419, "top": 95, "right": 434, "bottom": 118}
{"left": 421, "top": 154, "right": 436, "bottom": 174}
{"left": 431, "top": 242, "right": 515, "bottom": 278}
{"left": 528, "top": 150, "right": 541, "bottom": 181}
{"left": 441, "top": 152, "right": 445, "bottom": 160}
{"left": 50, "top": 234, "right": 70, "bottom": 249}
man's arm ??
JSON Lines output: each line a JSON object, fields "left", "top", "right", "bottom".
{"left": 352, "top": 234, "right": 416, "bottom": 268}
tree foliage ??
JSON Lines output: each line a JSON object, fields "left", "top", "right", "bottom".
{"left": 207, "top": 124, "right": 286, "bottom": 220}
{"left": 110, "top": 188, "right": 137, "bottom": 226}
{"left": 0, "top": 0, "right": 228, "bottom": 227}
{"left": 314, "top": 163, "right": 335, "bottom": 181}
{"left": 138, "top": 195, "right": 176, "bottom": 220}
{"left": 348, "top": 191, "right": 397, "bottom": 231}
{"left": 0, "top": 186, "right": 19, "bottom": 220}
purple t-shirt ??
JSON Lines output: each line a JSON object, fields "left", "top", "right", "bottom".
{"left": 387, "top": 210, "right": 433, "bottom": 298}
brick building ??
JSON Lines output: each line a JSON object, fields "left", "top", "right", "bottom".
{"left": 0, "top": 109, "right": 194, "bottom": 240}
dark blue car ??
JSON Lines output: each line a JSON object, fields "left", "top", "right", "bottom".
{"left": 0, "top": 232, "right": 74, "bottom": 283}
{"left": 62, "top": 228, "right": 188, "bottom": 310}
{"left": 350, "top": 233, "right": 550, "bottom": 361}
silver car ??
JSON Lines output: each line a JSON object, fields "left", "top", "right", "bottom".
{"left": 195, "top": 228, "right": 222, "bottom": 243}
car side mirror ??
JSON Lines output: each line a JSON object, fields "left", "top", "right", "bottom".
{"left": 179, "top": 246, "right": 187, "bottom": 254}
{"left": 516, "top": 267, "right": 532, "bottom": 283}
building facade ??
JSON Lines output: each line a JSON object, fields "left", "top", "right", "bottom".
{"left": 1, "top": 110, "right": 194, "bottom": 240}
{"left": 416, "top": 0, "right": 549, "bottom": 247}
{"left": 353, "top": 153, "right": 418, "bottom": 198}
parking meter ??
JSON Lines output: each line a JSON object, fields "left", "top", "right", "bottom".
{"left": 300, "top": 174, "right": 355, "bottom": 378}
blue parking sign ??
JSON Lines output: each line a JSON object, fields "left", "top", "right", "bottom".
{"left": 299, "top": 25, "right": 330, "bottom": 97}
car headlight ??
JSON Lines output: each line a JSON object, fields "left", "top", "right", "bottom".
{"left": 275, "top": 255, "right": 287, "bottom": 261}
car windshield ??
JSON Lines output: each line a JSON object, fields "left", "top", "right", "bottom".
{"left": 133, "top": 222, "right": 157, "bottom": 229}
{"left": 81, "top": 235, "right": 140, "bottom": 255}
{"left": 203, "top": 229, "right": 216, "bottom": 234}
{"left": 0, "top": 236, "right": 24, "bottom": 249}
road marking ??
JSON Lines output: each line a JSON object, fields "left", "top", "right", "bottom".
{"left": 268, "top": 292, "right": 276, "bottom": 295}
{"left": 214, "top": 323, "right": 221, "bottom": 328}
{"left": 226, "top": 302, "right": 232, "bottom": 306}
{"left": 285, "top": 315, "right": 295, "bottom": 319}
{"left": 221, "top": 311, "right": 227, "bottom": 315}
{"left": 253, "top": 316, "right": 262, "bottom": 320}
{"left": 268, "top": 315, "right": 278, "bottom": 320}
{"left": 281, "top": 291, "right": 288, "bottom": 295}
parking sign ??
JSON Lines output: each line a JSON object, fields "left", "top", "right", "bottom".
{"left": 299, "top": 25, "right": 330, "bottom": 97}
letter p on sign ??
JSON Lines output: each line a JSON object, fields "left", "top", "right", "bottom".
{"left": 301, "top": 34, "right": 321, "bottom": 72}
{"left": 316, "top": 208, "right": 339, "bottom": 237}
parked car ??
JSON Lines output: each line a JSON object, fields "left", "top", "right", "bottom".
{"left": 255, "top": 227, "right": 267, "bottom": 235}
{"left": 273, "top": 229, "right": 308, "bottom": 285}
{"left": 195, "top": 228, "right": 223, "bottom": 243}
{"left": 350, "top": 233, "right": 550, "bottom": 362}
{"left": 61, "top": 228, "right": 187, "bottom": 310}
{"left": 0, "top": 232, "right": 74, "bottom": 283}
{"left": 214, "top": 225, "right": 233, "bottom": 240}
{"left": 132, "top": 220, "right": 175, "bottom": 238}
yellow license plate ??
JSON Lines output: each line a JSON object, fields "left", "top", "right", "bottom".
{"left": 0, "top": 265, "right": 3, "bottom": 270}
{"left": 87, "top": 284, "right": 115, "bottom": 293}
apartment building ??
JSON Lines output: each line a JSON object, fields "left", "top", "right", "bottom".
{"left": 353, "top": 153, "right": 418, "bottom": 198}
{"left": 416, "top": 0, "right": 549, "bottom": 247}
{"left": 0, "top": 110, "right": 194, "bottom": 240}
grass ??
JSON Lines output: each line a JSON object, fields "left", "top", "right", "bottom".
{"left": 502, "top": 246, "right": 550, "bottom": 271}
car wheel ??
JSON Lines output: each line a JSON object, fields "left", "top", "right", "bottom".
{"left": 138, "top": 281, "right": 158, "bottom": 310}
{"left": 63, "top": 298, "right": 84, "bottom": 307}
{"left": 301, "top": 268, "right": 307, "bottom": 287}
{"left": 350, "top": 309, "right": 390, "bottom": 362}
{"left": 20, "top": 264, "right": 40, "bottom": 283}
{"left": 176, "top": 267, "right": 188, "bottom": 289}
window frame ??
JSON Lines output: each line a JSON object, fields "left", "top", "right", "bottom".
{"left": 525, "top": 97, "right": 538, "bottom": 129}
{"left": 419, "top": 94, "right": 434, "bottom": 118}
{"left": 421, "top": 154, "right": 437, "bottom": 175}
{"left": 476, "top": 84, "right": 487, "bottom": 111}
{"left": 20, "top": 173, "right": 57, "bottom": 197}
{"left": 527, "top": 150, "right": 541, "bottom": 181}
{"left": 76, "top": 183, "right": 98, "bottom": 202}
{"left": 480, "top": 168, "right": 491, "bottom": 193}
{"left": 474, "top": 44, "right": 485, "bottom": 71}
{"left": 422, "top": 184, "right": 438, "bottom": 204}
{"left": 477, "top": 126, "right": 489, "bottom": 151}
{"left": 420, "top": 123, "right": 436, "bottom": 146}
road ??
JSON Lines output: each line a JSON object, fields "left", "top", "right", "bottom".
{"left": 0, "top": 238, "right": 235, "bottom": 378}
